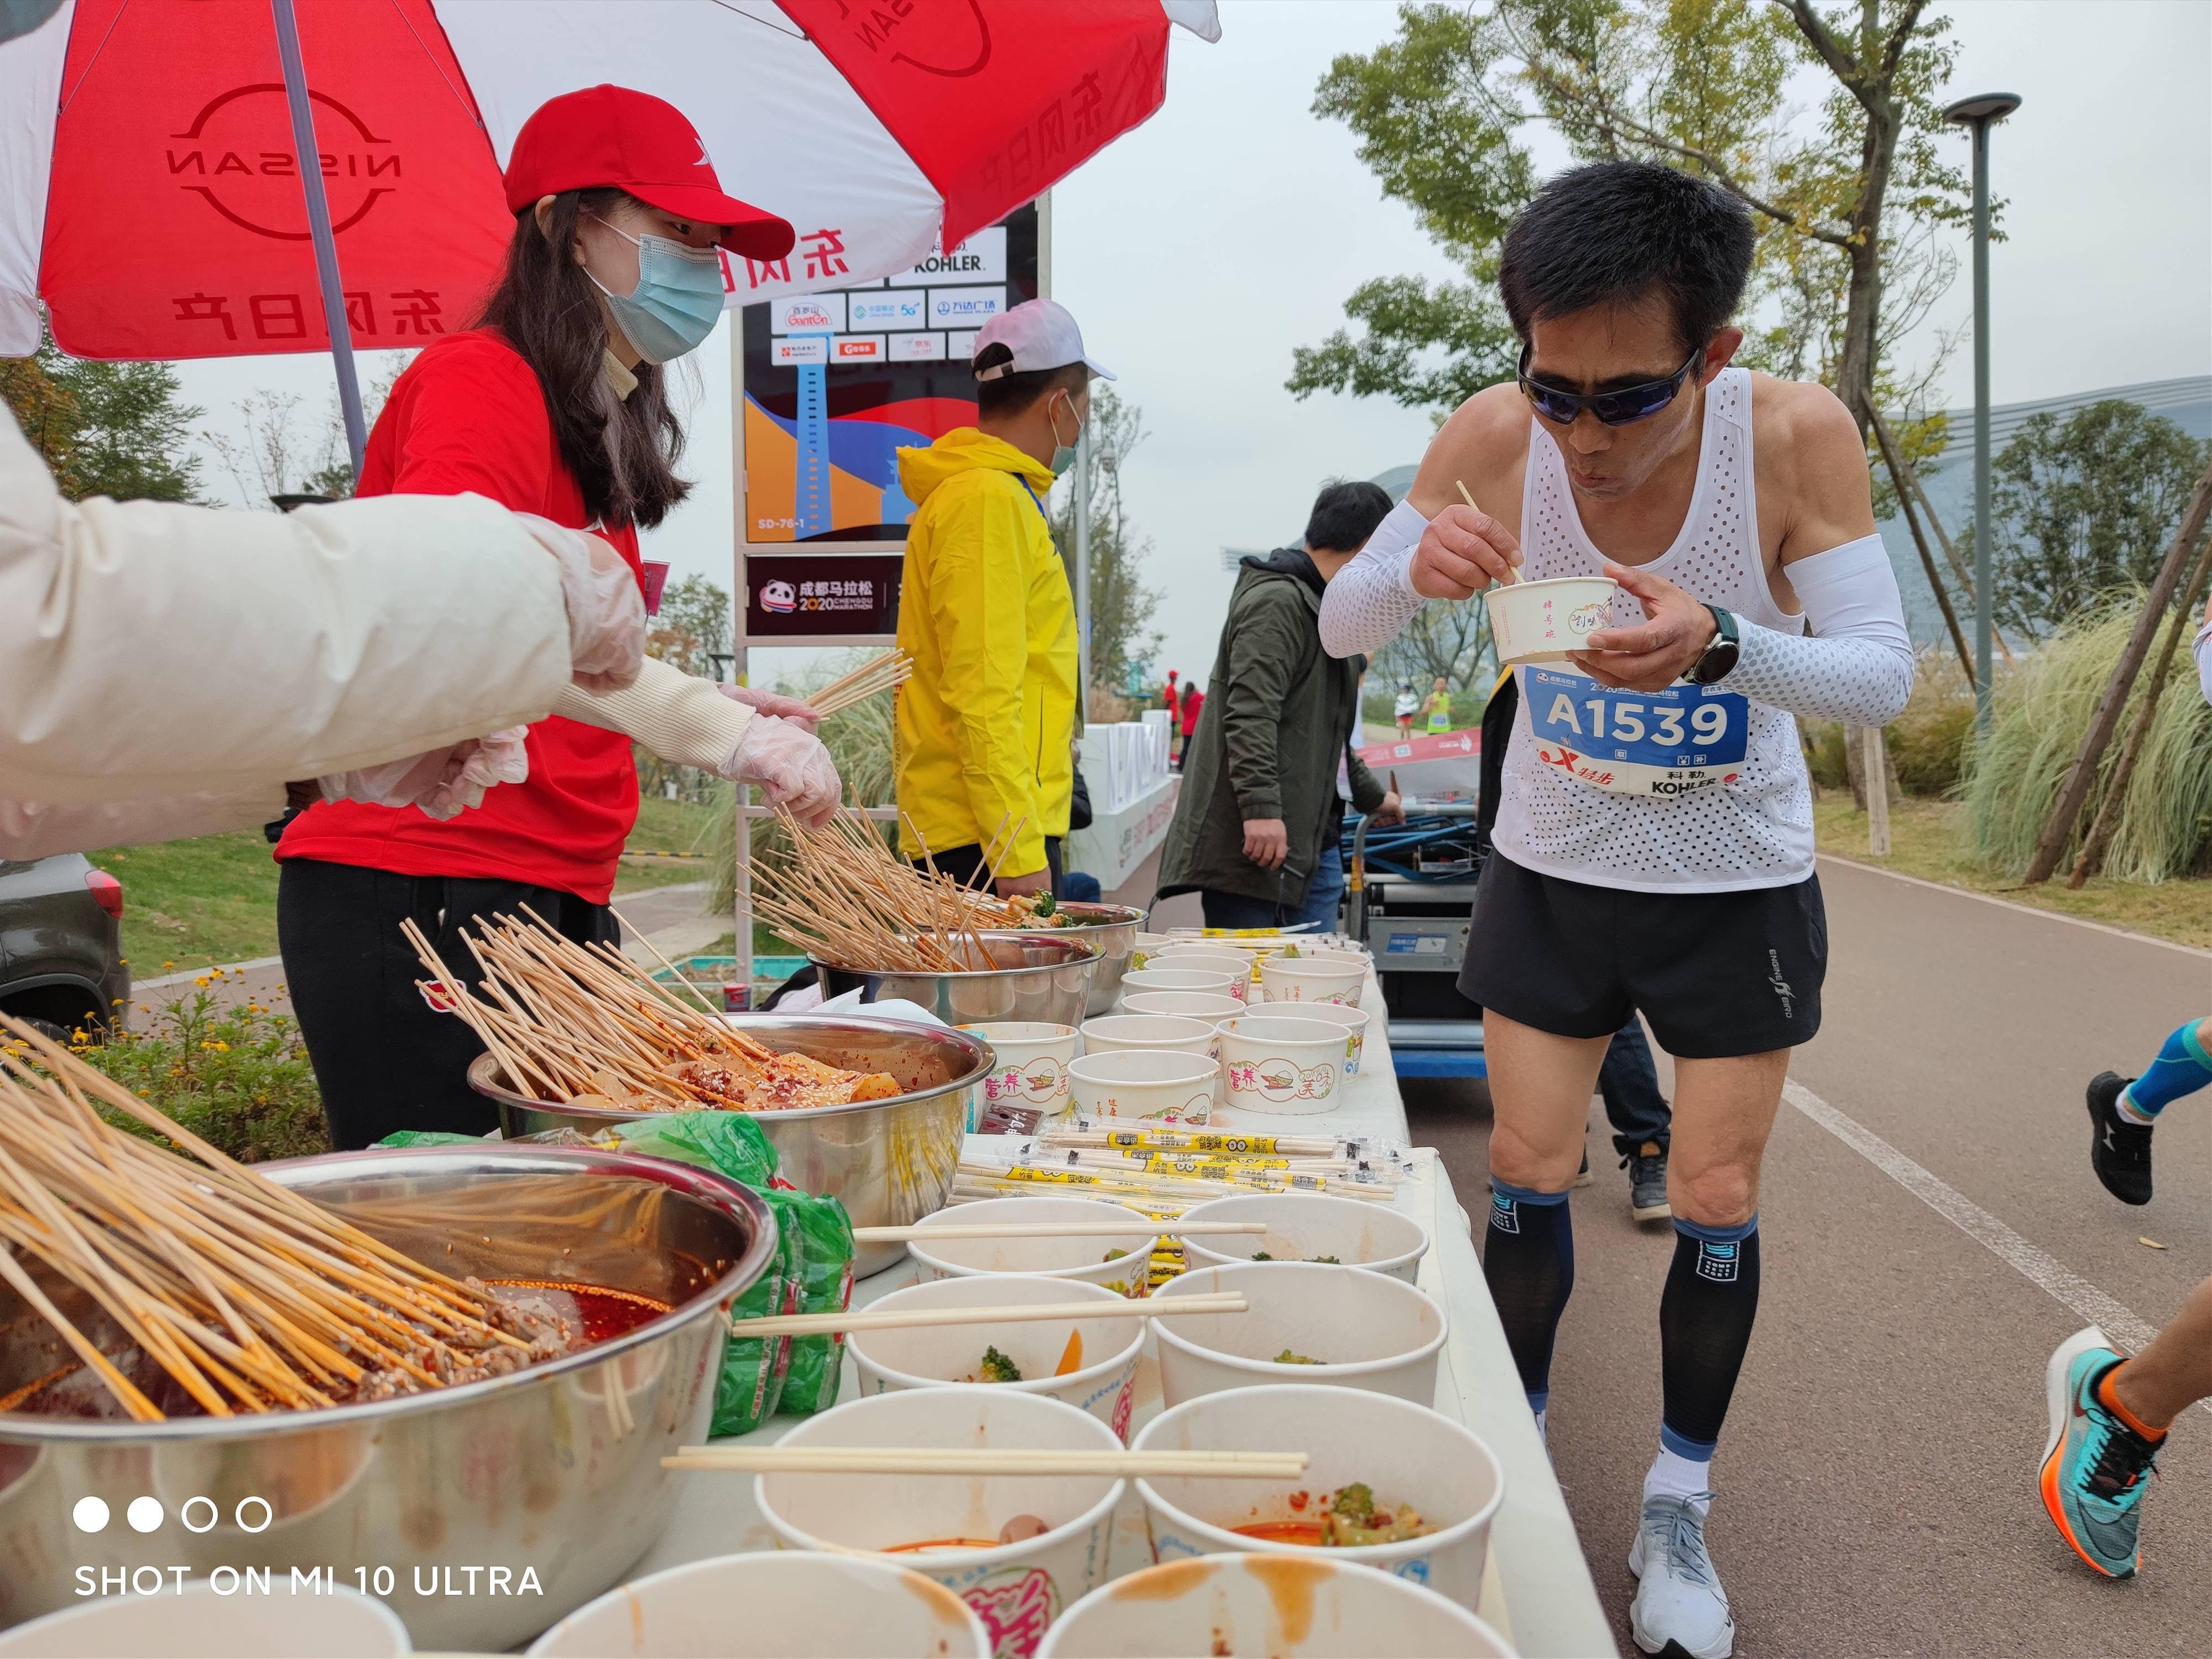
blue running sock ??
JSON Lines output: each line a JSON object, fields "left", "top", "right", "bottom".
{"left": 2119, "top": 1021, "right": 2212, "bottom": 1123}
{"left": 1660, "top": 1214, "right": 1761, "bottom": 1455}
{"left": 1482, "top": 1179, "right": 1574, "bottom": 1418}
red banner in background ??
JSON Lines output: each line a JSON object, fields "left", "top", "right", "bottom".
{"left": 39, "top": 0, "right": 509, "bottom": 359}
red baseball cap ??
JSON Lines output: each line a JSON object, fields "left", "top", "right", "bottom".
{"left": 503, "top": 85, "right": 796, "bottom": 260}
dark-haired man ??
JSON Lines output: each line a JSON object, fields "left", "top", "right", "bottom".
{"left": 1321, "top": 160, "right": 1913, "bottom": 1659}
{"left": 895, "top": 298, "right": 1109, "bottom": 897}
{"left": 1159, "top": 481, "right": 1403, "bottom": 930}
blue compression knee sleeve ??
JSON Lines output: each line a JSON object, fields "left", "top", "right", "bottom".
{"left": 2123, "top": 1021, "right": 2212, "bottom": 1120}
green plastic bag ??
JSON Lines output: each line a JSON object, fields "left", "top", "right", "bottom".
{"left": 767, "top": 1187, "right": 855, "bottom": 1417}
{"left": 599, "top": 1112, "right": 779, "bottom": 1190}
{"left": 372, "top": 1130, "right": 486, "bottom": 1147}
{"left": 713, "top": 1211, "right": 795, "bottom": 1435}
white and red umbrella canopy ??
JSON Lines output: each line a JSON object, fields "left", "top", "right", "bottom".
{"left": 0, "top": 0, "right": 1219, "bottom": 360}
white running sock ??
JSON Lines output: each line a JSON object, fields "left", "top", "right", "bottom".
{"left": 1644, "top": 1445, "right": 1714, "bottom": 1520}
{"left": 2115, "top": 1085, "right": 2158, "bottom": 1126}
{"left": 1533, "top": 1407, "right": 1547, "bottom": 1444}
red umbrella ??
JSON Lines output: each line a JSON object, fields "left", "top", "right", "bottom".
{"left": 0, "top": 0, "right": 1218, "bottom": 462}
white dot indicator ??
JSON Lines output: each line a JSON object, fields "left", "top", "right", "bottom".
{"left": 126, "top": 1496, "right": 163, "bottom": 1532}
{"left": 72, "top": 1496, "right": 109, "bottom": 1533}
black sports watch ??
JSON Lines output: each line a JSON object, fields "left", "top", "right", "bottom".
{"left": 1683, "top": 605, "right": 1740, "bottom": 685}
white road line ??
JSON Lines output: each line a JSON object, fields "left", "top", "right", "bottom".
{"left": 1817, "top": 853, "right": 2212, "bottom": 961}
{"left": 1784, "top": 1078, "right": 2206, "bottom": 1412}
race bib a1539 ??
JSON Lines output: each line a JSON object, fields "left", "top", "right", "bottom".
{"left": 1522, "top": 667, "right": 1751, "bottom": 797}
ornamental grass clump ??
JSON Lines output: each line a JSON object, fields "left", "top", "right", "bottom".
{"left": 1958, "top": 599, "right": 2212, "bottom": 883}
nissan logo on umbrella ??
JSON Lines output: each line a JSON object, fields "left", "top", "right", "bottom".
{"left": 165, "top": 84, "right": 400, "bottom": 239}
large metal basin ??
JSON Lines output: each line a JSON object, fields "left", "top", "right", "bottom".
{"left": 469, "top": 1014, "right": 990, "bottom": 1277}
{"left": 813, "top": 931, "right": 1097, "bottom": 1027}
{"left": 1001, "top": 902, "right": 1144, "bottom": 1015}
{"left": 0, "top": 1146, "right": 776, "bottom": 1651}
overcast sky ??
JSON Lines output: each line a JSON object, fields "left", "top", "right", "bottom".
{"left": 173, "top": 0, "right": 2212, "bottom": 692}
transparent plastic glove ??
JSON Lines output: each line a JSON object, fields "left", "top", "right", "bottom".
{"left": 320, "top": 728, "right": 530, "bottom": 821}
{"left": 726, "top": 714, "right": 841, "bottom": 828}
{"left": 717, "top": 683, "right": 822, "bottom": 734}
{"left": 513, "top": 514, "right": 646, "bottom": 692}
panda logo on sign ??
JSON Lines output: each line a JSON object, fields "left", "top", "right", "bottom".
{"left": 761, "top": 580, "right": 797, "bottom": 614}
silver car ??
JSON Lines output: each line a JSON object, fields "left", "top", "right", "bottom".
{"left": 0, "top": 852, "right": 129, "bottom": 1040}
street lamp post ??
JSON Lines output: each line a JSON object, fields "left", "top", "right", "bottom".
{"left": 1943, "top": 91, "right": 2022, "bottom": 734}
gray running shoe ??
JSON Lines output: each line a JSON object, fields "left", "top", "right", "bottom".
{"left": 1629, "top": 1494, "right": 1734, "bottom": 1658}
{"left": 1624, "top": 1142, "right": 1671, "bottom": 1222}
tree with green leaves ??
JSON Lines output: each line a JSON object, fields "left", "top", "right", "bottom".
{"left": 1048, "top": 384, "right": 1164, "bottom": 697}
{"left": 1290, "top": 1, "right": 1972, "bottom": 447}
{"left": 0, "top": 325, "right": 203, "bottom": 502}
{"left": 1971, "top": 401, "right": 2211, "bottom": 639}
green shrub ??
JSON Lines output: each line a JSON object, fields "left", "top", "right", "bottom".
{"left": 1886, "top": 651, "right": 1978, "bottom": 798}
{"left": 76, "top": 973, "right": 329, "bottom": 1162}
{"left": 1802, "top": 719, "right": 1849, "bottom": 790}
{"left": 1959, "top": 598, "right": 2212, "bottom": 882}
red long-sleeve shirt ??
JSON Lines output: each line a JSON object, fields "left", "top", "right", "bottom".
{"left": 275, "top": 331, "right": 646, "bottom": 903}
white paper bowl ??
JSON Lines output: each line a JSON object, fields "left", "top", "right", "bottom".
{"left": 961, "top": 1021, "right": 1082, "bottom": 1124}
{"left": 1080, "top": 1013, "right": 1219, "bottom": 1061}
{"left": 1150, "top": 1262, "right": 1448, "bottom": 1407}
{"left": 1486, "top": 573, "right": 1620, "bottom": 666}
{"left": 1036, "top": 1553, "right": 1516, "bottom": 1657}
{"left": 0, "top": 1582, "right": 410, "bottom": 1657}
{"left": 1178, "top": 1192, "right": 1429, "bottom": 1282}
{"left": 909, "top": 1197, "right": 1160, "bottom": 1298}
{"left": 1120, "top": 991, "right": 1246, "bottom": 1026}
{"left": 526, "top": 1552, "right": 990, "bottom": 1657}
{"left": 757, "top": 1389, "right": 1125, "bottom": 1659}
{"left": 1067, "top": 1048, "right": 1218, "bottom": 1129}
{"left": 1120, "top": 967, "right": 1240, "bottom": 1002}
{"left": 849, "top": 1274, "right": 1145, "bottom": 1441}
{"left": 1216, "top": 1015, "right": 1350, "bottom": 1115}
{"left": 1258, "top": 956, "right": 1368, "bottom": 1006}
{"left": 1265, "top": 1000, "right": 1370, "bottom": 1074}
{"left": 1142, "top": 949, "right": 1257, "bottom": 1000}
{"left": 1132, "top": 1383, "right": 1505, "bottom": 1609}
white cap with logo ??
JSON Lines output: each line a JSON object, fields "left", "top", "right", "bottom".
{"left": 972, "top": 298, "right": 1115, "bottom": 383}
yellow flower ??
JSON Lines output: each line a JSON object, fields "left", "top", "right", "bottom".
{"left": 161, "top": 961, "right": 175, "bottom": 970}
{"left": 194, "top": 976, "right": 210, "bottom": 988}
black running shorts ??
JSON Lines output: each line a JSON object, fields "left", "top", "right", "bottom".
{"left": 1457, "top": 853, "right": 1827, "bottom": 1059}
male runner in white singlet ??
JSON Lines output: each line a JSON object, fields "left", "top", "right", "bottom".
{"left": 1320, "top": 162, "right": 1914, "bottom": 1659}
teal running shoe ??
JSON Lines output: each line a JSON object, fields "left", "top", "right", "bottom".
{"left": 2039, "top": 1326, "right": 2163, "bottom": 1578}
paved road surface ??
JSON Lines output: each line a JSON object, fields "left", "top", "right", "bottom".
{"left": 1406, "top": 855, "right": 2210, "bottom": 1657}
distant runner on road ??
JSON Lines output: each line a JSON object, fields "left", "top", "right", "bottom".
{"left": 1318, "top": 160, "right": 1913, "bottom": 1659}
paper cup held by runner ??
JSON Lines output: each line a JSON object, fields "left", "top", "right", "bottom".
{"left": 1257, "top": 954, "right": 1366, "bottom": 1007}
{"left": 909, "top": 1196, "right": 1160, "bottom": 1298}
{"left": 1267, "top": 1000, "right": 1369, "bottom": 1074}
{"left": 1067, "top": 1048, "right": 1218, "bottom": 1129}
{"left": 1120, "top": 990, "right": 1245, "bottom": 1026}
{"left": 849, "top": 1274, "right": 1144, "bottom": 1441}
{"left": 1178, "top": 1191, "right": 1428, "bottom": 1282}
{"left": 1131, "top": 1383, "right": 1505, "bottom": 1610}
{"left": 526, "top": 1552, "right": 990, "bottom": 1657}
{"left": 757, "top": 1389, "right": 1125, "bottom": 1659}
{"left": 1120, "top": 966, "right": 1240, "bottom": 1004}
{"left": 1151, "top": 1262, "right": 1447, "bottom": 1407}
{"left": 1215, "top": 1016, "right": 1347, "bottom": 1115}
{"left": 1486, "top": 573, "right": 1620, "bottom": 667}
{"left": 961, "top": 1021, "right": 1081, "bottom": 1125}
{"left": 1036, "top": 1553, "right": 1514, "bottom": 1658}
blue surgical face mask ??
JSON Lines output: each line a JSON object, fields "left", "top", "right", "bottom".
{"left": 586, "top": 216, "right": 724, "bottom": 365}
{"left": 1048, "top": 390, "right": 1083, "bottom": 477}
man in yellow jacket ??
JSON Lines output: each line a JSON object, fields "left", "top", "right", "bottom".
{"left": 895, "top": 299, "right": 1108, "bottom": 897}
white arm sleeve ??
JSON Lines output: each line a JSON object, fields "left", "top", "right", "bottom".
{"left": 0, "top": 788, "right": 285, "bottom": 863}
{"left": 554, "top": 656, "right": 754, "bottom": 773}
{"left": 1318, "top": 499, "right": 1430, "bottom": 658}
{"left": 1726, "top": 534, "right": 1916, "bottom": 726}
{"left": 2195, "top": 613, "right": 2211, "bottom": 707}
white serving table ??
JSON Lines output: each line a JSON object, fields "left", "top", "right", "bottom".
{"left": 633, "top": 975, "right": 1616, "bottom": 1658}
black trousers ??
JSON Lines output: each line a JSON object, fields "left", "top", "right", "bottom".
{"left": 277, "top": 857, "right": 617, "bottom": 1150}
{"left": 1599, "top": 1014, "right": 1673, "bottom": 1156}
{"left": 916, "top": 837, "right": 1063, "bottom": 900}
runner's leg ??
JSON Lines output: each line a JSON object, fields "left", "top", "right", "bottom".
{"left": 2110, "top": 1274, "right": 2212, "bottom": 1430}
{"left": 1483, "top": 1010, "right": 1608, "bottom": 1434}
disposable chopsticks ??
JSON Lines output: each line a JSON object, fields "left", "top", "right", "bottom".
{"left": 733, "top": 1292, "right": 1245, "bottom": 1338}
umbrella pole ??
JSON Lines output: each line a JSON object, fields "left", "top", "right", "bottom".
{"left": 270, "top": 0, "right": 367, "bottom": 481}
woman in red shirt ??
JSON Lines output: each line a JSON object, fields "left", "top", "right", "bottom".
{"left": 277, "top": 86, "right": 811, "bottom": 1148}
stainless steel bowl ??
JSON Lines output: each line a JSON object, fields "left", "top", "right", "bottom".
{"left": 998, "top": 902, "right": 1145, "bottom": 1015}
{"left": 469, "top": 1014, "right": 990, "bottom": 1278}
{"left": 0, "top": 1145, "right": 775, "bottom": 1651}
{"left": 812, "top": 931, "right": 1098, "bottom": 1027}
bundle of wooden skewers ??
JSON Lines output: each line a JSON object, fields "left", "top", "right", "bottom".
{"left": 804, "top": 649, "right": 913, "bottom": 718}
{"left": 403, "top": 907, "right": 899, "bottom": 1111}
{"left": 0, "top": 1015, "right": 541, "bottom": 1423}
{"left": 746, "top": 807, "right": 1046, "bottom": 972}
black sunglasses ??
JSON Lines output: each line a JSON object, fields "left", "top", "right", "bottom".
{"left": 1517, "top": 345, "right": 1704, "bottom": 427}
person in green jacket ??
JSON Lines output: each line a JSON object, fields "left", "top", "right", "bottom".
{"left": 1157, "top": 482, "right": 1404, "bottom": 929}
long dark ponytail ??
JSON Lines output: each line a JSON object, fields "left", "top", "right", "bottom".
{"left": 475, "top": 187, "right": 693, "bottom": 530}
